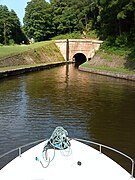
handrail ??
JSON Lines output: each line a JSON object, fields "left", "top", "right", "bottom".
{"left": 0, "top": 138, "right": 46, "bottom": 168}
{"left": 74, "top": 138, "right": 135, "bottom": 178}
{"left": 18, "top": 139, "right": 46, "bottom": 156}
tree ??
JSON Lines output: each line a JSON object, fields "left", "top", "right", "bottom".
{"left": 0, "top": 5, "right": 10, "bottom": 44}
{"left": 50, "top": 0, "right": 90, "bottom": 35}
{"left": 50, "top": 0, "right": 68, "bottom": 35}
{"left": 9, "top": 10, "right": 27, "bottom": 44}
{"left": 23, "top": 0, "right": 53, "bottom": 41}
{"left": 117, "top": 0, "right": 135, "bottom": 36}
{"left": 89, "top": 0, "right": 135, "bottom": 45}
{"left": 0, "top": 5, "right": 27, "bottom": 45}
{"left": 23, "top": 0, "right": 135, "bottom": 45}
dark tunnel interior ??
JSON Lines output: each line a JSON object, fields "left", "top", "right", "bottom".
{"left": 73, "top": 53, "right": 87, "bottom": 68}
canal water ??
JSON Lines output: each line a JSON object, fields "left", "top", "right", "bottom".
{"left": 0, "top": 64, "right": 135, "bottom": 173}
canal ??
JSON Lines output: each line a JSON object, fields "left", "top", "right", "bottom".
{"left": 0, "top": 64, "right": 135, "bottom": 173}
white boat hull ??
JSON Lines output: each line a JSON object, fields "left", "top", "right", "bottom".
{"left": 0, "top": 139, "right": 134, "bottom": 180}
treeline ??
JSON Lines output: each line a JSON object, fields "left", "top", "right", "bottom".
{"left": 0, "top": 5, "right": 27, "bottom": 45}
{"left": 23, "top": 0, "right": 135, "bottom": 46}
{"left": 0, "top": 0, "right": 135, "bottom": 46}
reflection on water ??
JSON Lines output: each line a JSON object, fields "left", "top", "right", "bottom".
{"left": 0, "top": 64, "right": 135, "bottom": 173}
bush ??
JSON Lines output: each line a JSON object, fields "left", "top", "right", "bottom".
{"left": 86, "top": 30, "right": 97, "bottom": 39}
{"left": 9, "top": 39, "right": 15, "bottom": 45}
{"left": 103, "top": 36, "right": 115, "bottom": 47}
{"left": 115, "top": 33, "right": 128, "bottom": 47}
{"left": 52, "top": 32, "right": 82, "bottom": 40}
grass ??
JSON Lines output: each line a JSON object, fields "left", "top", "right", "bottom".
{"left": 51, "top": 32, "right": 82, "bottom": 40}
{"left": 96, "top": 43, "right": 135, "bottom": 70}
{"left": 100, "top": 53, "right": 113, "bottom": 62}
{"left": 52, "top": 31, "right": 98, "bottom": 40}
{"left": 0, "top": 41, "right": 52, "bottom": 59}
{"left": 86, "top": 30, "right": 98, "bottom": 39}
{"left": 0, "top": 40, "right": 64, "bottom": 71}
{"left": 81, "top": 61, "right": 135, "bottom": 74}
{"left": 100, "top": 44, "right": 132, "bottom": 57}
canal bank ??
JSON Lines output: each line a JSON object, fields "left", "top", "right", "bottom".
{"left": 0, "top": 62, "right": 68, "bottom": 79}
{"left": 79, "top": 65, "right": 135, "bottom": 81}
{"left": 79, "top": 49, "right": 135, "bottom": 82}
{"left": 0, "top": 41, "right": 67, "bottom": 79}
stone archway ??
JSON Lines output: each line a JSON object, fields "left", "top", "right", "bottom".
{"left": 73, "top": 53, "right": 87, "bottom": 68}
{"left": 55, "top": 39, "right": 103, "bottom": 61}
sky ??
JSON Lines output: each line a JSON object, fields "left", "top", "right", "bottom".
{"left": 0, "top": 0, "right": 49, "bottom": 25}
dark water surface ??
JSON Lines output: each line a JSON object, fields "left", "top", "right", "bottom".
{"left": 0, "top": 64, "right": 135, "bottom": 173}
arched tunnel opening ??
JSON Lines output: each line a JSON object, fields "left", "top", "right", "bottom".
{"left": 73, "top": 53, "right": 87, "bottom": 68}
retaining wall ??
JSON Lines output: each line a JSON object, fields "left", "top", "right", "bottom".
{"left": 79, "top": 66, "right": 135, "bottom": 81}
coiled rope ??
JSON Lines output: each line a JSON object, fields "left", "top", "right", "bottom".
{"left": 36, "top": 126, "right": 71, "bottom": 168}
{"left": 48, "top": 126, "right": 71, "bottom": 150}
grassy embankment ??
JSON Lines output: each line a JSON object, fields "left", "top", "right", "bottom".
{"left": 81, "top": 45, "right": 135, "bottom": 75}
{"left": 0, "top": 41, "right": 64, "bottom": 71}
{"left": 0, "top": 41, "right": 50, "bottom": 58}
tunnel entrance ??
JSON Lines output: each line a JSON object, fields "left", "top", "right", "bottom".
{"left": 73, "top": 53, "right": 87, "bottom": 68}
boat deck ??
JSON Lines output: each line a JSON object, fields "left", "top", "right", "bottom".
{"left": 0, "top": 139, "right": 134, "bottom": 180}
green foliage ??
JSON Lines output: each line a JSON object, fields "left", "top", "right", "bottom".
{"left": 115, "top": 33, "right": 128, "bottom": 47}
{"left": 23, "top": 0, "right": 93, "bottom": 40}
{"left": 52, "top": 32, "right": 82, "bottom": 40}
{"left": 86, "top": 30, "right": 97, "bottom": 39}
{"left": 23, "top": 0, "right": 53, "bottom": 42}
{"left": 50, "top": 0, "right": 89, "bottom": 35}
{"left": 22, "top": 0, "right": 134, "bottom": 50}
{"left": 1, "top": 0, "right": 134, "bottom": 49}
{"left": 103, "top": 33, "right": 129, "bottom": 48}
{"left": 103, "top": 36, "right": 116, "bottom": 47}
{"left": 0, "top": 5, "right": 27, "bottom": 45}
{"left": 91, "top": 0, "right": 135, "bottom": 43}
{"left": 9, "top": 39, "right": 15, "bottom": 45}
{"left": 101, "top": 43, "right": 131, "bottom": 59}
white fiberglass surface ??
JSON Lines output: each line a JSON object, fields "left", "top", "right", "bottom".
{"left": 0, "top": 139, "right": 133, "bottom": 180}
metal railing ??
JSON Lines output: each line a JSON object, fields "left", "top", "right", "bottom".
{"left": 0, "top": 138, "right": 134, "bottom": 178}
{"left": 75, "top": 138, "right": 135, "bottom": 178}
{"left": 0, "top": 139, "right": 46, "bottom": 169}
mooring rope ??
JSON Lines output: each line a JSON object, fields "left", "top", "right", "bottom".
{"left": 36, "top": 126, "right": 71, "bottom": 168}
{"left": 48, "top": 126, "right": 71, "bottom": 150}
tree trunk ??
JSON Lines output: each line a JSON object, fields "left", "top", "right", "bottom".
{"left": 4, "top": 22, "right": 7, "bottom": 45}
{"left": 118, "top": 20, "right": 122, "bottom": 36}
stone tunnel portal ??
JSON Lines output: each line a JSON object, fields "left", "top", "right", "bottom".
{"left": 73, "top": 53, "right": 87, "bottom": 68}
